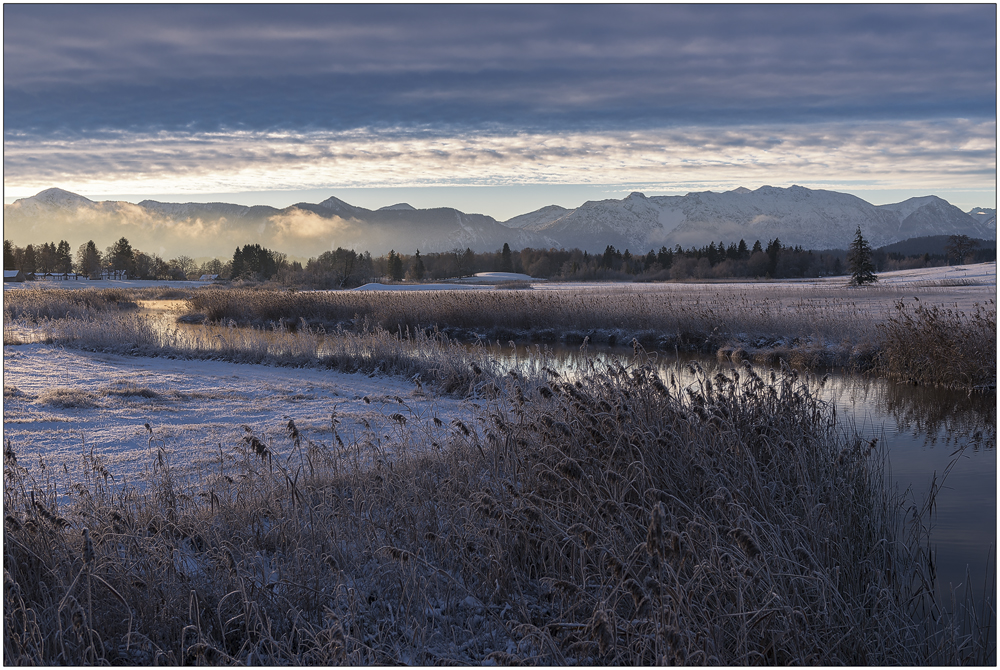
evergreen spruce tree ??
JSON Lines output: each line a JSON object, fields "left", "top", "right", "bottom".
{"left": 76, "top": 240, "right": 102, "bottom": 277}
{"left": 387, "top": 250, "right": 404, "bottom": 281}
{"left": 56, "top": 240, "right": 73, "bottom": 273}
{"left": 847, "top": 226, "right": 877, "bottom": 285}
{"left": 4, "top": 240, "right": 15, "bottom": 270}
{"left": 413, "top": 249, "right": 425, "bottom": 280}
{"left": 500, "top": 243, "right": 513, "bottom": 272}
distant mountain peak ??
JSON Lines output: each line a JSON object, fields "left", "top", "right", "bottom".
{"left": 317, "top": 195, "right": 368, "bottom": 217}
{"left": 31, "top": 187, "right": 94, "bottom": 205}
{"left": 728, "top": 187, "right": 752, "bottom": 194}
{"left": 378, "top": 203, "right": 416, "bottom": 211}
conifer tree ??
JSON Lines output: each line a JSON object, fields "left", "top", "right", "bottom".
{"left": 56, "top": 240, "right": 73, "bottom": 273}
{"left": 500, "top": 243, "right": 513, "bottom": 272}
{"left": 387, "top": 250, "right": 404, "bottom": 281}
{"left": 412, "top": 249, "right": 425, "bottom": 280}
{"left": 847, "top": 226, "right": 877, "bottom": 285}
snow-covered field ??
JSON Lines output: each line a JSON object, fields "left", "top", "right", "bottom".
{"left": 5, "top": 264, "right": 992, "bottom": 294}
{"left": 3, "top": 345, "right": 473, "bottom": 489}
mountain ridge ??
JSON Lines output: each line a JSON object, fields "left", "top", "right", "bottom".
{"left": 4, "top": 186, "right": 994, "bottom": 259}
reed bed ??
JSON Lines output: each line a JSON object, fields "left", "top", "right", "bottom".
{"left": 184, "top": 286, "right": 881, "bottom": 351}
{"left": 3, "top": 287, "right": 140, "bottom": 320}
{"left": 877, "top": 299, "right": 996, "bottom": 390}
{"left": 8, "top": 284, "right": 996, "bottom": 389}
{"left": 4, "top": 359, "right": 990, "bottom": 665}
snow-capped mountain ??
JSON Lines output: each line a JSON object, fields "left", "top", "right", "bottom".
{"left": 968, "top": 207, "right": 997, "bottom": 229}
{"left": 3, "top": 185, "right": 992, "bottom": 259}
{"left": 503, "top": 205, "right": 571, "bottom": 229}
{"left": 513, "top": 186, "right": 993, "bottom": 252}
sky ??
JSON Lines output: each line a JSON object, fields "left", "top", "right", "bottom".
{"left": 3, "top": 4, "right": 996, "bottom": 219}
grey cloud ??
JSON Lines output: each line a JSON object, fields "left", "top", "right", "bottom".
{"left": 4, "top": 120, "right": 994, "bottom": 201}
{"left": 4, "top": 5, "right": 994, "bottom": 137}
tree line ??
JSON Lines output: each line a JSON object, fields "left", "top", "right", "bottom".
{"left": 4, "top": 233, "right": 991, "bottom": 286}
{"left": 3, "top": 237, "right": 202, "bottom": 280}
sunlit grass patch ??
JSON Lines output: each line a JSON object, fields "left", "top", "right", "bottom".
{"left": 37, "top": 388, "right": 102, "bottom": 409}
{"left": 99, "top": 379, "right": 160, "bottom": 399}
{"left": 3, "top": 287, "right": 140, "bottom": 321}
{"left": 4, "top": 385, "right": 26, "bottom": 398}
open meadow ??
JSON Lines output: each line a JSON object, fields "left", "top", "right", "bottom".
{"left": 3, "top": 264, "right": 995, "bottom": 665}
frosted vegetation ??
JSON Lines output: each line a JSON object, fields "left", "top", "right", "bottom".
{"left": 3, "top": 270, "right": 995, "bottom": 664}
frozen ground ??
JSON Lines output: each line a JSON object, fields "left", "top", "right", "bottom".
{"left": 3, "top": 344, "right": 476, "bottom": 489}
{"left": 352, "top": 282, "right": 492, "bottom": 291}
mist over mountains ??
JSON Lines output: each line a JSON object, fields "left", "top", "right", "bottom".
{"left": 4, "top": 186, "right": 994, "bottom": 260}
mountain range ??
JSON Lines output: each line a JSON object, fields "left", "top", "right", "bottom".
{"left": 3, "top": 186, "right": 994, "bottom": 260}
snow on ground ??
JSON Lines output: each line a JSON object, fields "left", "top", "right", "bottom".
{"left": 3, "top": 344, "right": 476, "bottom": 488}
{"left": 858, "top": 262, "right": 996, "bottom": 285}
{"left": 352, "top": 282, "right": 493, "bottom": 291}
{"left": 464, "top": 272, "right": 543, "bottom": 283}
{"left": 534, "top": 263, "right": 996, "bottom": 312}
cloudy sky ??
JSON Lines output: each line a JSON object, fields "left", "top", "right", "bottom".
{"left": 4, "top": 4, "right": 996, "bottom": 219}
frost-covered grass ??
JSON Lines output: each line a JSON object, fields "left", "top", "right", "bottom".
{"left": 3, "top": 287, "right": 140, "bottom": 321}
{"left": 878, "top": 299, "right": 997, "bottom": 390}
{"left": 4, "top": 361, "right": 991, "bottom": 665}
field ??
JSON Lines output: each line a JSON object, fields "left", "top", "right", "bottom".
{"left": 3, "top": 264, "right": 996, "bottom": 665}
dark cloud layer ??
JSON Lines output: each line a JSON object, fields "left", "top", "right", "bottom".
{"left": 4, "top": 4, "right": 995, "bottom": 137}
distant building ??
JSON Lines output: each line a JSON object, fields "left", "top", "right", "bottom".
{"left": 199, "top": 274, "right": 220, "bottom": 281}
{"left": 3, "top": 270, "right": 25, "bottom": 282}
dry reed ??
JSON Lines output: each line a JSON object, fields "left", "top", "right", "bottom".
{"left": 3, "top": 355, "right": 991, "bottom": 665}
{"left": 877, "top": 299, "right": 996, "bottom": 390}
